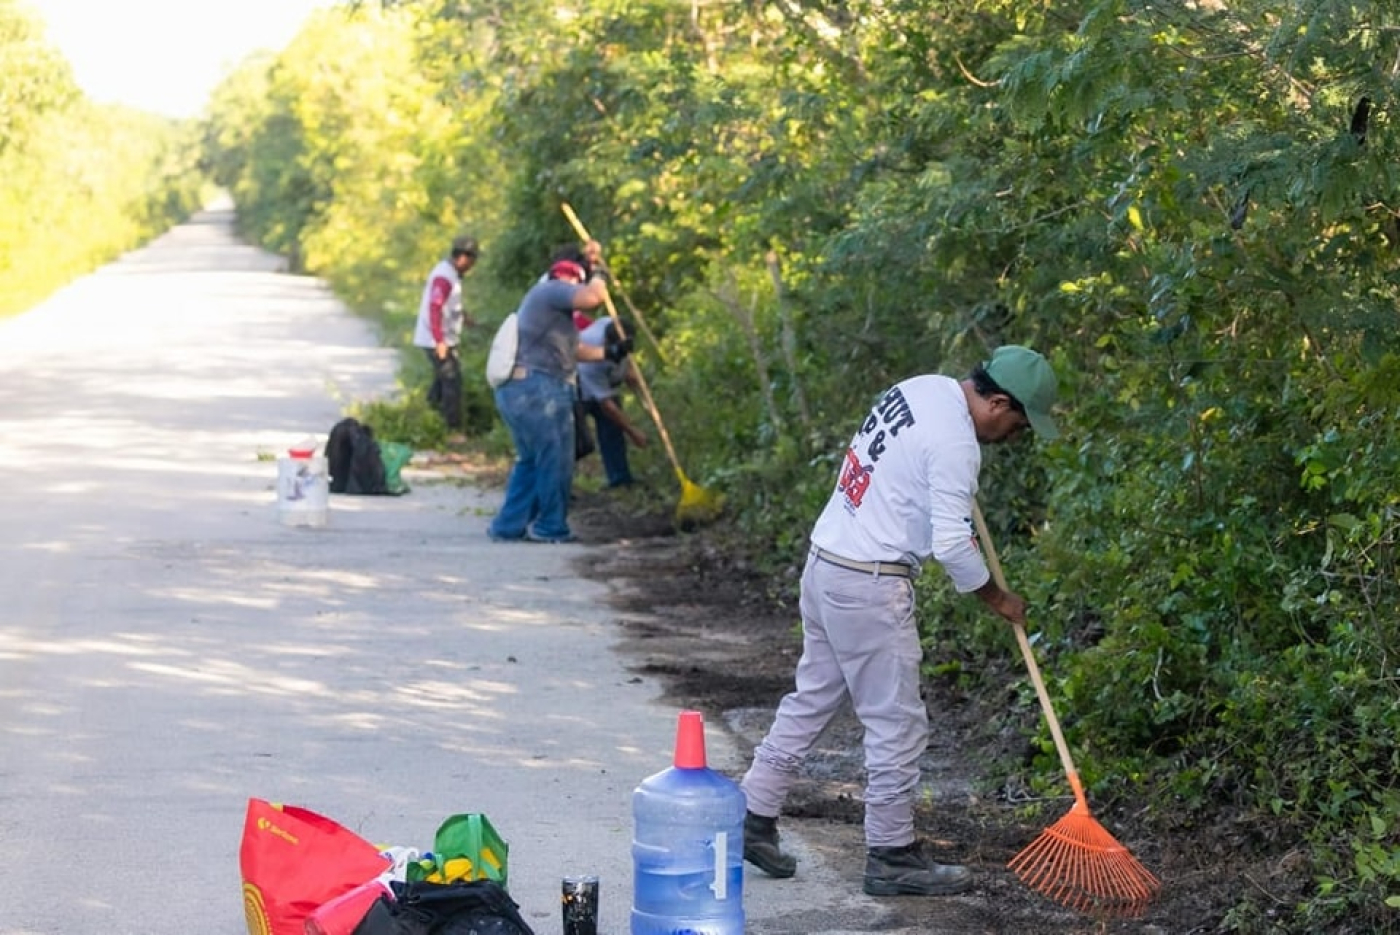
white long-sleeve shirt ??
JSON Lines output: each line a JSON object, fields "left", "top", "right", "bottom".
{"left": 412, "top": 259, "right": 464, "bottom": 348}
{"left": 808, "top": 375, "right": 991, "bottom": 593}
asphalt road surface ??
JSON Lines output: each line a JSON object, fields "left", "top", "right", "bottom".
{"left": 0, "top": 207, "right": 915, "bottom": 935}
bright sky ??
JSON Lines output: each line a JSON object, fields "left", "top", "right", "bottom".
{"left": 25, "top": 0, "right": 338, "bottom": 119}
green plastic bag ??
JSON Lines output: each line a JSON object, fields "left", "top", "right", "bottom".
{"left": 432, "top": 814, "right": 509, "bottom": 887}
{"left": 376, "top": 440, "right": 413, "bottom": 496}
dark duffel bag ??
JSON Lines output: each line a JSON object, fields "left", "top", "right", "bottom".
{"left": 352, "top": 879, "right": 535, "bottom": 935}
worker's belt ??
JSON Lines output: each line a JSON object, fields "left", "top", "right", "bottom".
{"left": 811, "top": 546, "right": 914, "bottom": 579}
{"left": 510, "top": 365, "right": 576, "bottom": 386}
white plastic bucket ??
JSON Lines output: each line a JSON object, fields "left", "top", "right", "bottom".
{"left": 276, "top": 455, "right": 329, "bottom": 527}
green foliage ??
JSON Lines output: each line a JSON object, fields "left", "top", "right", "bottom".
{"left": 0, "top": 0, "right": 205, "bottom": 316}
{"left": 205, "top": 0, "right": 1400, "bottom": 926}
{"left": 0, "top": 0, "right": 78, "bottom": 147}
{"left": 350, "top": 392, "right": 446, "bottom": 450}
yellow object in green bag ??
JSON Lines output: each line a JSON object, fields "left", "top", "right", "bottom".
{"left": 442, "top": 857, "right": 473, "bottom": 881}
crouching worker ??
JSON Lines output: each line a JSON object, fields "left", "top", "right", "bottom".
{"left": 578, "top": 318, "right": 648, "bottom": 488}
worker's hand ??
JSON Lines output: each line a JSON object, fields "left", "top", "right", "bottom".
{"left": 628, "top": 428, "right": 649, "bottom": 448}
{"left": 435, "top": 341, "right": 448, "bottom": 360}
{"left": 605, "top": 336, "right": 634, "bottom": 363}
{"left": 987, "top": 587, "right": 1028, "bottom": 626}
{"left": 583, "top": 239, "right": 604, "bottom": 268}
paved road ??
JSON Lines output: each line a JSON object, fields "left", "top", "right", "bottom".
{"left": 0, "top": 208, "right": 911, "bottom": 935}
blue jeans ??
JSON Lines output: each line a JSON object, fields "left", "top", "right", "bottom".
{"left": 489, "top": 371, "right": 576, "bottom": 540}
{"left": 585, "top": 399, "right": 634, "bottom": 487}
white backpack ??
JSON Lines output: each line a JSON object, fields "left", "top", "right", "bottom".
{"left": 484, "top": 313, "right": 518, "bottom": 388}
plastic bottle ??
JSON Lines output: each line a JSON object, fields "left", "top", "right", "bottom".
{"left": 631, "top": 710, "right": 745, "bottom": 935}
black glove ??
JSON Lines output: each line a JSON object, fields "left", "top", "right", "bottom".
{"left": 604, "top": 336, "right": 634, "bottom": 363}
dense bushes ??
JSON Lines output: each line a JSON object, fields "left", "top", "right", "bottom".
{"left": 202, "top": 0, "right": 1400, "bottom": 928}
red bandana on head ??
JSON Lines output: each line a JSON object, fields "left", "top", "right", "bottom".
{"left": 550, "top": 260, "right": 585, "bottom": 281}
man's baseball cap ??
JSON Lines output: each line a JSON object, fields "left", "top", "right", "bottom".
{"left": 451, "top": 235, "right": 480, "bottom": 257}
{"left": 985, "top": 345, "right": 1059, "bottom": 439}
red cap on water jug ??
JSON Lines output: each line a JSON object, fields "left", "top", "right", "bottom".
{"left": 289, "top": 436, "right": 318, "bottom": 459}
{"left": 673, "top": 710, "right": 707, "bottom": 769}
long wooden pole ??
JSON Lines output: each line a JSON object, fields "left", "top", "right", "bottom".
{"left": 971, "top": 500, "right": 1086, "bottom": 807}
{"left": 559, "top": 203, "right": 666, "bottom": 361}
{"left": 559, "top": 202, "right": 689, "bottom": 485}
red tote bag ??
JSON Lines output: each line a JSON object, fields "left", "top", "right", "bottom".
{"left": 240, "top": 798, "right": 391, "bottom": 935}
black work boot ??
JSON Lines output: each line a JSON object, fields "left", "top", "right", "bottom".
{"left": 743, "top": 811, "right": 797, "bottom": 878}
{"left": 863, "top": 840, "right": 973, "bottom": 896}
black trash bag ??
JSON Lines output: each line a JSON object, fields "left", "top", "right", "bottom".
{"left": 352, "top": 879, "right": 536, "bottom": 935}
{"left": 327, "top": 417, "right": 391, "bottom": 495}
{"left": 326, "top": 418, "right": 358, "bottom": 493}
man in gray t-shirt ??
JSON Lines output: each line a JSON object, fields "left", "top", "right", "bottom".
{"left": 487, "top": 259, "right": 631, "bottom": 543}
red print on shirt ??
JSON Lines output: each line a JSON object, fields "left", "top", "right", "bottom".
{"left": 838, "top": 448, "right": 873, "bottom": 508}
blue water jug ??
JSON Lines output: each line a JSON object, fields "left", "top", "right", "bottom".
{"left": 631, "top": 711, "right": 746, "bottom": 935}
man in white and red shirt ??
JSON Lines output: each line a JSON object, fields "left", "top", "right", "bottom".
{"left": 413, "top": 235, "right": 480, "bottom": 436}
{"left": 740, "top": 345, "right": 1060, "bottom": 898}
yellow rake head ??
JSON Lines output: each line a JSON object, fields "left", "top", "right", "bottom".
{"left": 674, "top": 474, "right": 724, "bottom": 529}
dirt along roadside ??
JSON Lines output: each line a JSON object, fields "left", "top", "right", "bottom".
{"left": 551, "top": 482, "right": 1239, "bottom": 935}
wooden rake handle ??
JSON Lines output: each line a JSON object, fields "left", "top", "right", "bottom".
{"left": 559, "top": 203, "right": 687, "bottom": 484}
{"left": 559, "top": 202, "right": 667, "bottom": 362}
{"left": 971, "top": 500, "right": 1088, "bottom": 809}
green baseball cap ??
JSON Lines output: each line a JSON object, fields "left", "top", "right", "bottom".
{"left": 984, "top": 345, "right": 1059, "bottom": 439}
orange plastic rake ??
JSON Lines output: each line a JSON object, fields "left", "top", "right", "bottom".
{"left": 972, "top": 501, "right": 1161, "bottom": 917}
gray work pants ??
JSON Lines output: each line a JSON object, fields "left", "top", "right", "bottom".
{"left": 740, "top": 552, "right": 927, "bottom": 848}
